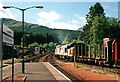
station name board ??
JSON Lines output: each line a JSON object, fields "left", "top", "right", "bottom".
{"left": 0, "top": 19, "right": 14, "bottom": 45}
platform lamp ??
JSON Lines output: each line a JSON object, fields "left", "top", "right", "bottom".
{"left": 3, "top": 6, "right": 43, "bottom": 74}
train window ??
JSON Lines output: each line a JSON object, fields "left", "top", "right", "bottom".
{"left": 65, "top": 48, "right": 67, "bottom": 53}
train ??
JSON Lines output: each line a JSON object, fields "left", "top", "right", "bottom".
{"left": 55, "top": 38, "right": 120, "bottom": 67}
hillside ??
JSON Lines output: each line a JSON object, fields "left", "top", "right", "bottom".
{"left": 2, "top": 18, "right": 81, "bottom": 44}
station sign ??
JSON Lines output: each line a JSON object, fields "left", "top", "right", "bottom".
{"left": 0, "top": 19, "right": 14, "bottom": 45}
{"left": 3, "top": 24, "right": 14, "bottom": 37}
{"left": 35, "top": 47, "right": 40, "bottom": 51}
{"left": 3, "top": 24, "right": 14, "bottom": 45}
{"left": 3, "top": 34, "right": 14, "bottom": 45}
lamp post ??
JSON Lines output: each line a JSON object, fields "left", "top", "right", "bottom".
{"left": 3, "top": 6, "right": 43, "bottom": 74}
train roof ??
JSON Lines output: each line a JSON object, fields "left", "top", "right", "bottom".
{"left": 56, "top": 42, "right": 87, "bottom": 49}
{"left": 56, "top": 45, "right": 62, "bottom": 48}
{"left": 67, "top": 43, "right": 76, "bottom": 48}
{"left": 67, "top": 42, "right": 87, "bottom": 48}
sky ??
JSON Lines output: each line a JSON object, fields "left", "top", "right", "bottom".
{"left": 0, "top": 0, "right": 119, "bottom": 30}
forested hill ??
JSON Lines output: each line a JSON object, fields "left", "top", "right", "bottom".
{"left": 2, "top": 18, "right": 81, "bottom": 45}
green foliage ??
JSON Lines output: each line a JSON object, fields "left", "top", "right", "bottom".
{"left": 105, "top": 17, "right": 119, "bottom": 39}
{"left": 82, "top": 2, "right": 120, "bottom": 49}
{"left": 90, "top": 15, "right": 107, "bottom": 47}
{"left": 48, "top": 42, "right": 56, "bottom": 52}
{"left": 28, "top": 42, "right": 39, "bottom": 49}
{"left": 71, "top": 39, "right": 84, "bottom": 44}
{"left": 29, "top": 42, "right": 57, "bottom": 54}
{"left": 83, "top": 2, "right": 105, "bottom": 45}
{"left": 86, "top": 2, "right": 104, "bottom": 22}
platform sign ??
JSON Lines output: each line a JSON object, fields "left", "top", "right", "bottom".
{"left": 3, "top": 24, "right": 14, "bottom": 37}
{"left": 3, "top": 34, "right": 14, "bottom": 45}
{"left": 0, "top": 19, "right": 14, "bottom": 81}
{"left": 3, "top": 24, "right": 14, "bottom": 45}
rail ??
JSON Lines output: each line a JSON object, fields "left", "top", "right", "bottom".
{"left": 42, "top": 54, "right": 83, "bottom": 82}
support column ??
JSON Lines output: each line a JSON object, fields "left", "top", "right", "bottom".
{"left": 0, "top": 19, "right": 3, "bottom": 82}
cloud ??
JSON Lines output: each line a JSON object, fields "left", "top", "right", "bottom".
{"left": 38, "top": 11, "right": 61, "bottom": 21}
{"left": 71, "top": 20, "right": 80, "bottom": 24}
{"left": 49, "top": 21, "right": 79, "bottom": 30}
{"left": 73, "top": 13, "right": 87, "bottom": 26}
{"left": 0, "top": 2, "right": 15, "bottom": 19}
{"left": 37, "top": 11, "right": 86, "bottom": 30}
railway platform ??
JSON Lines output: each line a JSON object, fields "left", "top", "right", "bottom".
{"left": 2, "top": 62, "right": 72, "bottom": 82}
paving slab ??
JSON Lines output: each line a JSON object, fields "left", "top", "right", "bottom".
{"left": 44, "top": 62, "right": 72, "bottom": 82}
{"left": 25, "top": 62, "right": 56, "bottom": 80}
{"left": 2, "top": 63, "right": 23, "bottom": 80}
{"left": 2, "top": 62, "right": 71, "bottom": 82}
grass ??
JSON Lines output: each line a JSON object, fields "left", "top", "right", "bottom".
{"left": 66, "top": 62, "right": 118, "bottom": 77}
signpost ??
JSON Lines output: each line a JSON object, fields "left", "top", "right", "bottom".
{"left": 35, "top": 47, "right": 40, "bottom": 54}
{"left": 0, "top": 19, "right": 14, "bottom": 82}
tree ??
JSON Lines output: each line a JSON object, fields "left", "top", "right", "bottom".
{"left": 28, "top": 42, "right": 39, "bottom": 49}
{"left": 105, "top": 17, "right": 119, "bottom": 40}
{"left": 14, "top": 31, "right": 23, "bottom": 45}
{"left": 23, "top": 34, "right": 30, "bottom": 47}
{"left": 86, "top": 2, "right": 105, "bottom": 23}
{"left": 90, "top": 15, "right": 107, "bottom": 47}
{"left": 83, "top": 2, "right": 105, "bottom": 45}
{"left": 48, "top": 42, "right": 56, "bottom": 53}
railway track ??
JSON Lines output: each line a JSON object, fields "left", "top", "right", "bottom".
{"left": 40, "top": 54, "right": 83, "bottom": 82}
{"left": 75, "top": 62, "right": 120, "bottom": 75}
{"left": 87, "top": 64, "right": 120, "bottom": 74}
{"left": 39, "top": 54, "right": 120, "bottom": 76}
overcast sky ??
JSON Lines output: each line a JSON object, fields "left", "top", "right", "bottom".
{"left": 0, "top": 0, "right": 119, "bottom": 30}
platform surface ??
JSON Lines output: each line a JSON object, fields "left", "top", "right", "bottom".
{"left": 2, "top": 62, "right": 72, "bottom": 82}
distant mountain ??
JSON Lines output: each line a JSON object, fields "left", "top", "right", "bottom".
{"left": 2, "top": 18, "right": 81, "bottom": 43}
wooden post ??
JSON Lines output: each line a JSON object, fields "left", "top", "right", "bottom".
{"left": 74, "top": 56, "right": 76, "bottom": 66}
{"left": 74, "top": 44, "right": 76, "bottom": 66}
